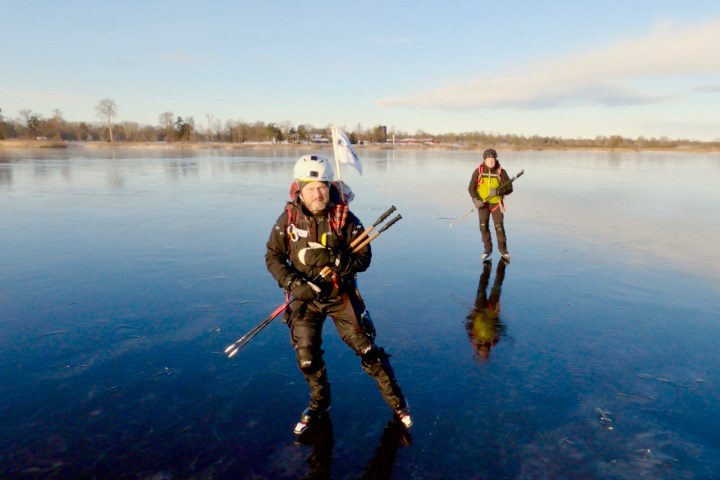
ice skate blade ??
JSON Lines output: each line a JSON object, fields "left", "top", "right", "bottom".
{"left": 293, "top": 406, "right": 330, "bottom": 435}
{"left": 398, "top": 413, "right": 413, "bottom": 429}
{"left": 294, "top": 420, "right": 309, "bottom": 435}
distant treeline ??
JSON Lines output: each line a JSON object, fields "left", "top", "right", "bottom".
{"left": 1, "top": 105, "right": 718, "bottom": 149}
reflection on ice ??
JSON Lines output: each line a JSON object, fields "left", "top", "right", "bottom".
{"left": 1, "top": 147, "right": 720, "bottom": 478}
{"left": 465, "top": 259, "right": 509, "bottom": 361}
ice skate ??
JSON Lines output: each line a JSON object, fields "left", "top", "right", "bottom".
{"left": 294, "top": 405, "right": 330, "bottom": 435}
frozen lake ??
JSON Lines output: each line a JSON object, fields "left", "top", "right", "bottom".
{"left": 1, "top": 146, "right": 720, "bottom": 479}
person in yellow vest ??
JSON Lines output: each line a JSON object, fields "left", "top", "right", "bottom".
{"left": 468, "top": 148, "right": 514, "bottom": 262}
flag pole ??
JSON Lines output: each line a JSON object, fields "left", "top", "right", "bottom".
{"left": 331, "top": 125, "right": 345, "bottom": 202}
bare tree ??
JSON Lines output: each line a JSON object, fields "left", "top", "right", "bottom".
{"left": 19, "top": 109, "right": 42, "bottom": 138}
{"left": 95, "top": 98, "right": 118, "bottom": 143}
{"left": 46, "top": 109, "right": 65, "bottom": 140}
{"left": 206, "top": 113, "right": 217, "bottom": 142}
{"left": 159, "top": 112, "right": 174, "bottom": 141}
{"left": 277, "top": 120, "right": 293, "bottom": 143}
{"left": 186, "top": 116, "right": 197, "bottom": 142}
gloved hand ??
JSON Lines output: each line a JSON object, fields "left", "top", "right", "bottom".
{"left": 331, "top": 248, "right": 354, "bottom": 276}
{"left": 487, "top": 188, "right": 498, "bottom": 198}
{"left": 298, "top": 242, "right": 332, "bottom": 267}
{"left": 290, "top": 278, "right": 321, "bottom": 302}
{"left": 473, "top": 198, "right": 485, "bottom": 209}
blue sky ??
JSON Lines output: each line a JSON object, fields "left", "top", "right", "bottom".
{"left": 2, "top": 0, "right": 720, "bottom": 140}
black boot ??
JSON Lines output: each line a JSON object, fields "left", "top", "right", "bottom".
{"left": 294, "top": 405, "right": 331, "bottom": 435}
{"left": 361, "top": 348, "right": 411, "bottom": 428}
{"left": 295, "top": 366, "right": 331, "bottom": 435}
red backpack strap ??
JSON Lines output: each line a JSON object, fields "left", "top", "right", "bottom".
{"left": 477, "top": 164, "right": 503, "bottom": 185}
{"left": 285, "top": 201, "right": 296, "bottom": 224}
{"left": 289, "top": 181, "right": 300, "bottom": 201}
{"left": 476, "top": 164, "right": 484, "bottom": 186}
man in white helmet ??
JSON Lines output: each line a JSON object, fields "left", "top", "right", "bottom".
{"left": 265, "top": 154, "right": 412, "bottom": 435}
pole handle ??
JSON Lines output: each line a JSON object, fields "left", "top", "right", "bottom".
{"left": 353, "top": 214, "right": 401, "bottom": 251}
{"left": 372, "top": 205, "right": 397, "bottom": 227}
{"left": 349, "top": 205, "right": 396, "bottom": 249}
{"left": 376, "top": 214, "right": 402, "bottom": 235}
{"left": 353, "top": 231, "right": 379, "bottom": 252}
{"left": 319, "top": 214, "right": 402, "bottom": 277}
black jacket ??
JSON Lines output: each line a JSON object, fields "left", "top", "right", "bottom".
{"left": 265, "top": 197, "right": 371, "bottom": 298}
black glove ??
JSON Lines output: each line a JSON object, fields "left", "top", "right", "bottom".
{"left": 290, "top": 278, "right": 320, "bottom": 302}
{"left": 473, "top": 198, "right": 485, "bottom": 209}
{"left": 499, "top": 186, "right": 513, "bottom": 196}
{"left": 331, "top": 248, "right": 354, "bottom": 276}
{"left": 298, "top": 242, "right": 332, "bottom": 267}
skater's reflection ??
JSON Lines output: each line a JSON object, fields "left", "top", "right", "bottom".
{"left": 296, "top": 414, "right": 411, "bottom": 479}
{"left": 295, "top": 415, "right": 333, "bottom": 479}
{"left": 359, "top": 418, "right": 412, "bottom": 479}
{"left": 465, "top": 259, "right": 508, "bottom": 361}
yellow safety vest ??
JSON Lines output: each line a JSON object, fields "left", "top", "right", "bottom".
{"left": 476, "top": 165, "right": 503, "bottom": 204}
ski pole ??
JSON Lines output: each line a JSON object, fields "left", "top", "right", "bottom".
{"left": 225, "top": 302, "right": 288, "bottom": 358}
{"left": 506, "top": 169, "right": 524, "bottom": 186}
{"left": 352, "top": 214, "right": 402, "bottom": 251}
{"left": 349, "top": 205, "right": 396, "bottom": 249}
{"left": 226, "top": 212, "right": 402, "bottom": 358}
{"left": 319, "top": 213, "right": 402, "bottom": 278}
{"left": 449, "top": 169, "right": 525, "bottom": 228}
{"left": 449, "top": 207, "right": 475, "bottom": 228}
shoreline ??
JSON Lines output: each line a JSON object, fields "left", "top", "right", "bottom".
{"left": 2, "top": 139, "right": 720, "bottom": 154}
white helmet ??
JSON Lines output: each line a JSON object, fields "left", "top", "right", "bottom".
{"left": 293, "top": 155, "right": 334, "bottom": 182}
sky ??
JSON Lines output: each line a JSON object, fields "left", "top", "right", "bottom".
{"left": 2, "top": 0, "right": 720, "bottom": 141}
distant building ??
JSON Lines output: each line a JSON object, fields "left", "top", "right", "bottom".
{"left": 397, "top": 137, "right": 435, "bottom": 145}
{"left": 377, "top": 125, "right": 387, "bottom": 143}
{"left": 310, "top": 134, "right": 329, "bottom": 144}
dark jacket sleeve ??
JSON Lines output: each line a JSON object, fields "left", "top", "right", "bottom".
{"left": 265, "top": 210, "right": 297, "bottom": 290}
{"left": 498, "top": 169, "right": 513, "bottom": 196}
{"left": 341, "top": 211, "right": 371, "bottom": 275}
{"left": 468, "top": 168, "right": 480, "bottom": 200}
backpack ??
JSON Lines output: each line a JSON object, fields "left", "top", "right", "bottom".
{"left": 286, "top": 180, "right": 354, "bottom": 234}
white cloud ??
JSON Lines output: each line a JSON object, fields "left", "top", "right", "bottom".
{"left": 378, "top": 19, "right": 720, "bottom": 110}
{"left": 690, "top": 83, "right": 720, "bottom": 93}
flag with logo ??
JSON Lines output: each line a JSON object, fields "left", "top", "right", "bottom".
{"left": 331, "top": 125, "right": 362, "bottom": 175}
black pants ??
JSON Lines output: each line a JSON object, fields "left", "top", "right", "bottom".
{"left": 288, "top": 290, "right": 407, "bottom": 413}
{"left": 478, "top": 204, "right": 508, "bottom": 254}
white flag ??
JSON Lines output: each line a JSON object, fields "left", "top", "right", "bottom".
{"left": 331, "top": 125, "right": 362, "bottom": 175}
